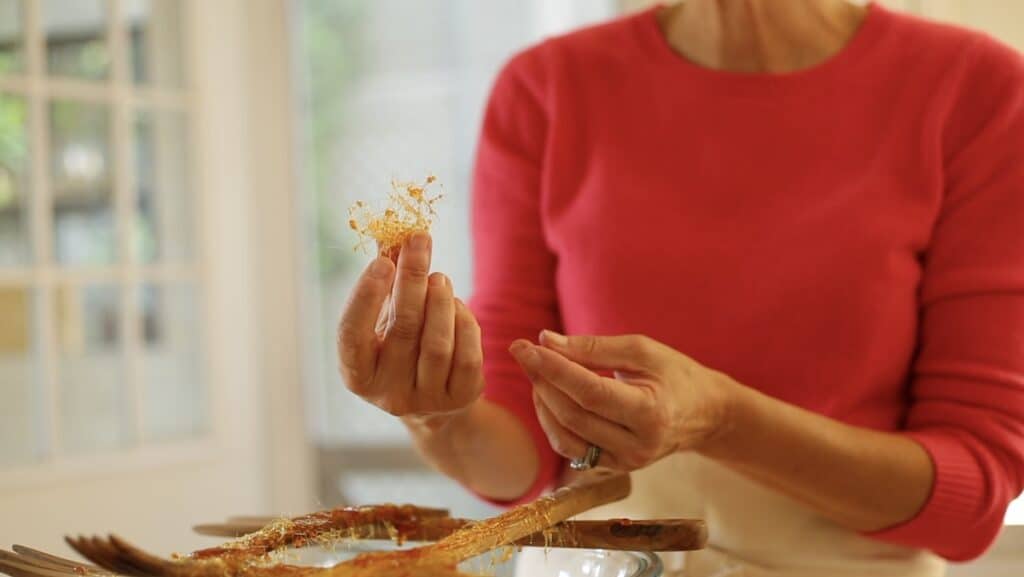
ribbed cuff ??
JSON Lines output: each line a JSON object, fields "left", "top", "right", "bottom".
{"left": 866, "top": 430, "right": 999, "bottom": 561}
{"left": 471, "top": 388, "right": 562, "bottom": 507}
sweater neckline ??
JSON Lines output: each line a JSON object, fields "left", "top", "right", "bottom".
{"left": 636, "top": 2, "right": 891, "bottom": 91}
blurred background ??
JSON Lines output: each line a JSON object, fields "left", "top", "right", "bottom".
{"left": 0, "top": 1, "right": 1021, "bottom": 575}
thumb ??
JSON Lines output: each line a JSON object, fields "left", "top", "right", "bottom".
{"left": 538, "top": 330, "right": 658, "bottom": 372}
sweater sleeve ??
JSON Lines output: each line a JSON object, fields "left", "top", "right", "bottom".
{"left": 868, "top": 38, "right": 1024, "bottom": 561}
{"left": 468, "top": 50, "right": 563, "bottom": 506}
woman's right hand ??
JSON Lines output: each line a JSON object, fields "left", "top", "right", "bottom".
{"left": 337, "top": 232, "right": 485, "bottom": 423}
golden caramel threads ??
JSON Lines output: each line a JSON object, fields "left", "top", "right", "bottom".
{"left": 349, "top": 175, "right": 443, "bottom": 257}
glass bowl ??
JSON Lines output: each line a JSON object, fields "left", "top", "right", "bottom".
{"left": 280, "top": 541, "right": 663, "bottom": 577}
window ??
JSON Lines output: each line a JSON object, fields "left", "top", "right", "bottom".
{"left": 0, "top": 0, "right": 203, "bottom": 470}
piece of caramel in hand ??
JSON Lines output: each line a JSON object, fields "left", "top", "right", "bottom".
{"left": 349, "top": 175, "right": 443, "bottom": 258}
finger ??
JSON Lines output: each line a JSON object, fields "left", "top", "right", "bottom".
{"left": 533, "top": 378, "right": 638, "bottom": 455}
{"left": 378, "top": 233, "right": 432, "bottom": 388}
{"left": 388, "top": 232, "right": 432, "bottom": 343}
{"left": 538, "top": 331, "right": 662, "bottom": 372}
{"left": 533, "top": 389, "right": 588, "bottom": 459}
{"left": 448, "top": 298, "right": 484, "bottom": 405}
{"left": 533, "top": 391, "right": 622, "bottom": 470}
{"left": 510, "top": 341, "right": 646, "bottom": 426}
{"left": 337, "top": 257, "right": 396, "bottom": 394}
{"left": 417, "top": 273, "right": 455, "bottom": 403}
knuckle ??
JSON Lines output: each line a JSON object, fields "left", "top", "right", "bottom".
{"left": 633, "top": 332, "right": 654, "bottom": 348}
{"left": 388, "top": 313, "right": 423, "bottom": 341}
{"left": 401, "top": 264, "right": 430, "bottom": 282}
{"left": 577, "top": 335, "right": 599, "bottom": 356}
{"left": 336, "top": 317, "right": 360, "bottom": 348}
{"left": 337, "top": 338, "right": 361, "bottom": 368}
{"left": 420, "top": 340, "right": 453, "bottom": 365}
{"left": 335, "top": 340, "right": 360, "bottom": 373}
{"left": 578, "top": 384, "right": 607, "bottom": 409}
{"left": 560, "top": 409, "right": 588, "bottom": 432}
{"left": 456, "top": 312, "right": 481, "bottom": 335}
{"left": 625, "top": 334, "right": 650, "bottom": 356}
{"left": 455, "top": 351, "right": 483, "bottom": 373}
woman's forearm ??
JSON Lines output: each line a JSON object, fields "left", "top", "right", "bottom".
{"left": 402, "top": 399, "right": 540, "bottom": 502}
{"left": 701, "top": 380, "right": 934, "bottom": 532}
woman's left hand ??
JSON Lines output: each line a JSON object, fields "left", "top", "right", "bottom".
{"left": 508, "top": 331, "right": 737, "bottom": 471}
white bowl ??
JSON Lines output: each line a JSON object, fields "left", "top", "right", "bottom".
{"left": 275, "top": 541, "right": 663, "bottom": 577}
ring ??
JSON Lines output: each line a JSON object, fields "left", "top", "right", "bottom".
{"left": 569, "top": 444, "right": 602, "bottom": 471}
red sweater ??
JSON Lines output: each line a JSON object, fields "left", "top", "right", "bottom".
{"left": 469, "top": 2, "right": 1024, "bottom": 562}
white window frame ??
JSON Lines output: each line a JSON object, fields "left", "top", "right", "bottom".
{"left": 0, "top": 0, "right": 217, "bottom": 489}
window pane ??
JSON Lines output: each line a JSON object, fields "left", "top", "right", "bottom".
{"left": 56, "top": 283, "right": 130, "bottom": 454}
{"left": 0, "top": 93, "right": 31, "bottom": 266}
{"left": 126, "top": 0, "right": 185, "bottom": 88}
{"left": 133, "top": 108, "right": 193, "bottom": 263}
{"left": 49, "top": 100, "right": 116, "bottom": 265}
{"left": 139, "top": 283, "right": 205, "bottom": 441}
{"left": 0, "top": 0, "right": 25, "bottom": 75}
{"left": 0, "top": 286, "right": 43, "bottom": 467}
{"left": 43, "top": 0, "right": 110, "bottom": 81}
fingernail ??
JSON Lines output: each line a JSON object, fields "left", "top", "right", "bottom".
{"left": 540, "top": 330, "right": 567, "bottom": 347}
{"left": 509, "top": 340, "right": 529, "bottom": 356}
{"left": 368, "top": 257, "right": 392, "bottom": 279}
{"left": 509, "top": 341, "right": 540, "bottom": 367}
{"left": 429, "top": 273, "right": 447, "bottom": 288}
{"left": 409, "top": 232, "right": 430, "bottom": 250}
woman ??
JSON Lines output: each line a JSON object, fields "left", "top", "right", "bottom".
{"left": 336, "top": 0, "right": 1024, "bottom": 575}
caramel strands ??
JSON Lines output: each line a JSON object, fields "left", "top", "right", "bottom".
{"left": 320, "top": 471, "right": 632, "bottom": 577}
{"left": 189, "top": 505, "right": 448, "bottom": 561}
{"left": 348, "top": 175, "right": 443, "bottom": 261}
{"left": 51, "top": 473, "right": 645, "bottom": 577}
{"left": 61, "top": 505, "right": 468, "bottom": 577}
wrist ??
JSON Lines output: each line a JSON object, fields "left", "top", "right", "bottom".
{"left": 695, "top": 372, "right": 752, "bottom": 458}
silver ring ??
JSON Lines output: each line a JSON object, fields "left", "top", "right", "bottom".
{"left": 569, "top": 445, "right": 602, "bottom": 471}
